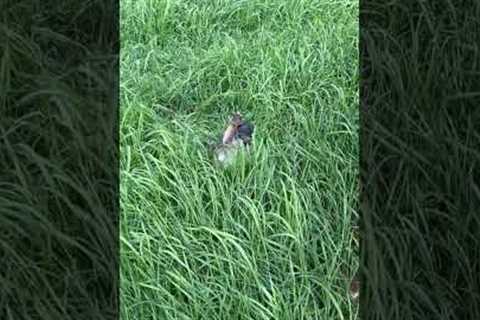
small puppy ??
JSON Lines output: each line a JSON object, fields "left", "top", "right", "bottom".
{"left": 214, "top": 112, "right": 254, "bottom": 166}
{"left": 222, "top": 112, "right": 244, "bottom": 144}
{"left": 222, "top": 112, "right": 254, "bottom": 145}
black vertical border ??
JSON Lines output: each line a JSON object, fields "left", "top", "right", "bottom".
{"left": 360, "top": 1, "right": 480, "bottom": 319}
{"left": 0, "top": 0, "right": 119, "bottom": 319}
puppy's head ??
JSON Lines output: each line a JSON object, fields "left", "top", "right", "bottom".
{"left": 230, "top": 112, "right": 243, "bottom": 127}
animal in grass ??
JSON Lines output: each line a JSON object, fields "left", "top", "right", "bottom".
{"left": 213, "top": 112, "right": 254, "bottom": 166}
{"left": 349, "top": 271, "right": 360, "bottom": 303}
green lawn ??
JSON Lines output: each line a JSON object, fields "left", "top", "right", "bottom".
{"left": 120, "top": 1, "right": 359, "bottom": 319}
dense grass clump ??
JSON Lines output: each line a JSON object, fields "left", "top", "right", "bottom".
{"left": 120, "top": 1, "right": 358, "bottom": 319}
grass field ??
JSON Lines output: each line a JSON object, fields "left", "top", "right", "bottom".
{"left": 120, "top": 0, "right": 359, "bottom": 319}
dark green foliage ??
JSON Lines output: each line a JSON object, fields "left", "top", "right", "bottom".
{"left": 0, "top": 1, "right": 118, "bottom": 319}
{"left": 361, "top": 1, "right": 480, "bottom": 319}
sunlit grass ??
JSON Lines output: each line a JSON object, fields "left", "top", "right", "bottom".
{"left": 120, "top": 1, "right": 358, "bottom": 319}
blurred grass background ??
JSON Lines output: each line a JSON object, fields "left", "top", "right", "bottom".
{"left": 120, "top": 0, "right": 358, "bottom": 319}
{"left": 360, "top": 1, "right": 480, "bottom": 319}
{"left": 0, "top": 1, "right": 118, "bottom": 319}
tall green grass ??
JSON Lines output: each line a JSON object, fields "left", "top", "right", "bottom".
{"left": 120, "top": 1, "right": 358, "bottom": 319}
